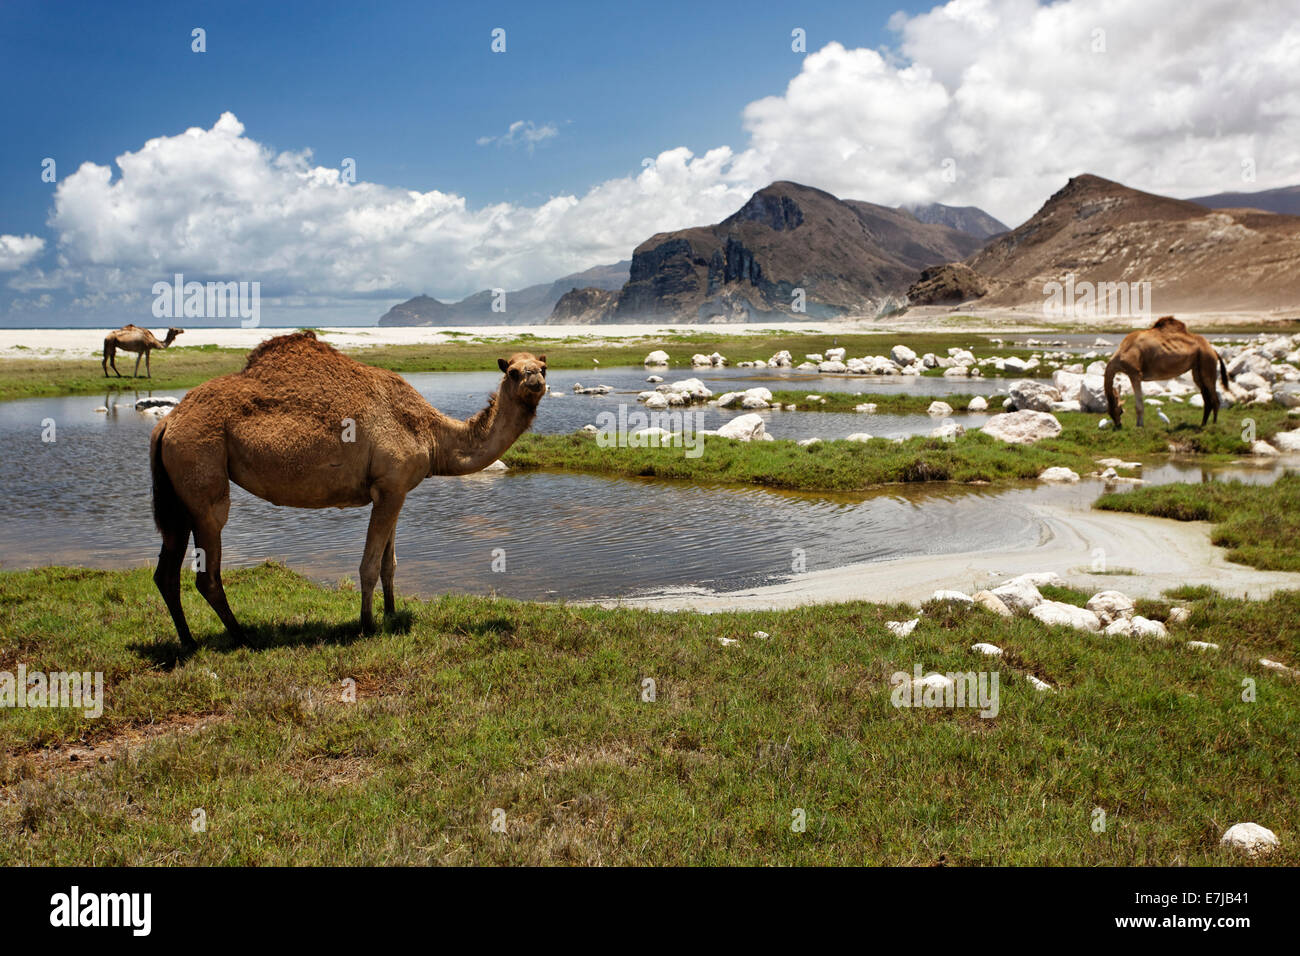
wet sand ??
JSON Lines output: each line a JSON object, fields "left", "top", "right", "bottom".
{"left": 598, "top": 499, "right": 1300, "bottom": 612}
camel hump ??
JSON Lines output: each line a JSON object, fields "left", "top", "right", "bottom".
{"left": 242, "top": 330, "right": 330, "bottom": 370}
{"left": 1152, "top": 315, "right": 1186, "bottom": 332}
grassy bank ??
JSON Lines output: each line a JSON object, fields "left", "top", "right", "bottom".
{"left": 0, "top": 330, "right": 1038, "bottom": 402}
{"left": 1096, "top": 473, "right": 1300, "bottom": 571}
{"left": 503, "top": 402, "right": 1296, "bottom": 492}
{"left": 0, "top": 563, "right": 1295, "bottom": 865}
{"left": 766, "top": 391, "right": 982, "bottom": 413}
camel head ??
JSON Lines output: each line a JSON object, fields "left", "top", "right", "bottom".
{"left": 1108, "top": 394, "right": 1125, "bottom": 428}
{"left": 497, "top": 352, "right": 547, "bottom": 406}
{"left": 163, "top": 327, "right": 184, "bottom": 346}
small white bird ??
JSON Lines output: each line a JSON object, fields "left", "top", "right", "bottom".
{"left": 1158, "top": 410, "right": 1171, "bottom": 425}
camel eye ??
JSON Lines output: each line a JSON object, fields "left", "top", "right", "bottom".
{"left": 509, "top": 367, "right": 522, "bottom": 382}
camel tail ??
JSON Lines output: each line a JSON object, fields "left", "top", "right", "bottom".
{"left": 150, "top": 420, "right": 189, "bottom": 538}
{"left": 1217, "top": 352, "right": 1229, "bottom": 389}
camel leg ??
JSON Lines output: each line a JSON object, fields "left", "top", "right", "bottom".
{"left": 133, "top": 351, "right": 143, "bottom": 378}
{"left": 191, "top": 498, "right": 246, "bottom": 642}
{"left": 145, "top": 348, "right": 152, "bottom": 378}
{"left": 153, "top": 507, "right": 195, "bottom": 650}
{"left": 1128, "top": 373, "right": 1145, "bottom": 428}
{"left": 381, "top": 530, "right": 397, "bottom": 616}
{"left": 359, "top": 491, "right": 405, "bottom": 632}
{"left": 1191, "top": 363, "right": 1214, "bottom": 426}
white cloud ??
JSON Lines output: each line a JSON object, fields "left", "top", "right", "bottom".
{"left": 0, "top": 235, "right": 46, "bottom": 271}
{"left": 477, "top": 120, "right": 560, "bottom": 151}
{"left": 14, "top": 0, "right": 1300, "bottom": 313}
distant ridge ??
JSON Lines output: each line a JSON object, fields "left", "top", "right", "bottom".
{"left": 900, "top": 202, "right": 1009, "bottom": 239}
{"left": 1189, "top": 184, "right": 1300, "bottom": 216}
{"left": 909, "top": 174, "right": 1300, "bottom": 311}
{"left": 378, "top": 260, "right": 629, "bottom": 326}
{"left": 556, "top": 180, "right": 995, "bottom": 323}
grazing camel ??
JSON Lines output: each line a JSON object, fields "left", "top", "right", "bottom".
{"left": 1104, "top": 316, "right": 1229, "bottom": 428}
{"left": 103, "top": 325, "right": 184, "bottom": 378}
{"left": 150, "top": 330, "right": 546, "bottom": 648}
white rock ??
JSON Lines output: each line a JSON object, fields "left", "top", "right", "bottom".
{"left": 930, "top": 589, "right": 973, "bottom": 604}
{"left": 645, "top": 374, "right": 664, "bottom": 383}
{"left": 1026, "top": 675, "right": 1054, "bottom": 692}
{"left": 752, "top": 630, "right": 769, "bottom": 640}
{"left": 1220, "top": 822, "right": 1279, "bottom": 856}
{"left": 967, "top": 396, "right": 988, "bottom": 412}
{"left": 94, "top": 405, "right": 108, "bottom": 413}
{"left": 716, "top": 414, "right": 767, "bottom": 442}
{"left": 980, "top": 410, "right": 1062, "bottom": 444}
{"left": 1086, "top": 590, "right": 1135, "bottom": 626}
{"left": 691, "top": 353, "right": 712, "bottom": 366}
{"left": 886, "top": 618, "right": 919, "bottom": 637}
{"left": 825, "top": 347, "right": 846, "bottom": 362}
{"left": 1030, "top": 601, "right": 1102, "bottom": 632}
{"left": 911, "top": 672, "right": 956, "bottom": 692}
{"left": 1129, "top": 616, "right": 1168, "bottom": 638}
{"left": 718, "top": 636, "right": 739, "bottom": 646}
{"left": 930, "top": 422, "right": 965, "bottom": 440}
{"left": 991, "top": 578, "right": 1044, "bottom": 613}
{"left": 1168, "top": 606, "right": 1191, "bottom": 625}
{"left": 927, "top": 401, "right": 954, "bottom": 417}
{"left": 854, "top": 403, "right": 878, "bottom": 414}
{"left": 1038, "top": 467, "right": 1080, "bottom": 483}
{"left": 1009, "top": 380, "right": 1062, "bottom": 412}
{"left": 1259, "top": 658, "right": 1295, "bottom": 673}
{"left": 973, "top": 590, "right": 1013, "bottom": 617}
{"left": 890, "top": 344, "right": 917, "bottom": 365}
{"left": 1186, "top": 640, "right": 1219, "bottom": 651}
{"left": 844, "top": 432, "right": 873, "bottom": 443}
{"left": 644, "top": 350, "right": 669, "bottom": 366}
{"left": 818, "top": 360, "right": 848, "bottom": 373}
{"left": 134, "top": 396, "right": 179, "bottom": 410}
{"left": 643, "top": 392, "right": 669, "bottom": 410}
{"left": 971, "top": 642, "right": 1003, "bottom": 656}
{"left": 481, "top": 459, "right": 508, "bottom": 472}
{"left": 1272, "top": 429, "right": 1300, "bottom": 451}
{"left": 709, "top": 351, "right": 727, "bottom": 367}
{"left": 1251, "top": 440, "right": 1279, "bottom": 456}
{"left": 797, "top": 437, "right": 822, "bottom": 447}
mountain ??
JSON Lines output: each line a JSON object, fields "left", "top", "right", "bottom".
{"left": 590, "top": 181, "right": 987, "bottom": 323}
{"left": 1189, "top": 184, "right": 1300, "bottom": 216}
{"left": 378, "top": 260, "right": 630, "bottom": 326}
{"left": 920, "top": 174, "right": 1300, "bottom": 311}
{"left": 900, "top": 202, "right": 1009, "bottom": 238}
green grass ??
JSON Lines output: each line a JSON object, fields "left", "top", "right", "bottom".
{"left": 765, "top": 391, "right": 982, "bottom": 413}
{"left": 1096, "top": 473, "right": 1300, "bottom": 572}
{"left": 503, "top": 401, "right": 1294, "bottom": 492}
{"left": 0, "top": 563, "right": 1295, "bottom": 865}
{"left": 0, "top": 331, "right": 1042, "bottom": 402}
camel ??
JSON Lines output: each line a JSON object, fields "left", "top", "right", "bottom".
{"left": 103, "top": 325, "right": 184, "bottom": 378}
{"left": 1104, "top": 316, "right": 1229, "bottom": 428}
{"left": 149, "top": 330, "right": 546, "bottom": 648}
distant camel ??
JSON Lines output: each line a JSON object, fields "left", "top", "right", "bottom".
{"left": 102, "top": 325, "right": 183, "bottom": 378}
{"left": 150, "top": 330, "right": 545, "bottom": 648}
{"left": 1104, "top": 316, "right": 1229, "bottom": 428}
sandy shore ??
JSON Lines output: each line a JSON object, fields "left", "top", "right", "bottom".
{"left": 3, "top": 308, "right": 1292, "bottom": 360}
{"left": 596, "top": 501, "right": 1300, "bottom": 612}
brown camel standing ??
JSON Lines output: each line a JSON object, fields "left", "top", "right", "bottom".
{"left": 103, "top": 324, "right": 184, "bottom": 378}
{"left": 150, "top": 331, "right": 546, "bottom": 648}
{"left": 1104, "top": 316, "right": 1229, "bottom": 428}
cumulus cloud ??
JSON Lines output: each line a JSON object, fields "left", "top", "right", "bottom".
{"left": 21, "top": 0, "right": 1300, "bottom": 311}
{"left": 477, "top": 120, "right": 560, "bottom": 151}
{"left": 0, "top": 235, "right": 46, "bottom": 271}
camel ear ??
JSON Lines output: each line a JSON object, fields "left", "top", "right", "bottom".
{"left": 537, "top": 354, "right": 547, "bottom": 366}
{"left": 498, "top": 358, "right": 509, "bottom": 373}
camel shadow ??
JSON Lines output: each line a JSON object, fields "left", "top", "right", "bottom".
{"left": 129, "top": 608, "right": 415, "bottom": 668}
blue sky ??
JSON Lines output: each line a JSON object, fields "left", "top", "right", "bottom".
{"left": 0, "top": 0, "right": 927, "bottom": 243}
{"left": 2, "top": 0, "right": 1297, "bottom": 326}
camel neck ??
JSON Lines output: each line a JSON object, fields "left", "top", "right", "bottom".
{"left": 428, "top": 383, "right": 536, "bottom": 476}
